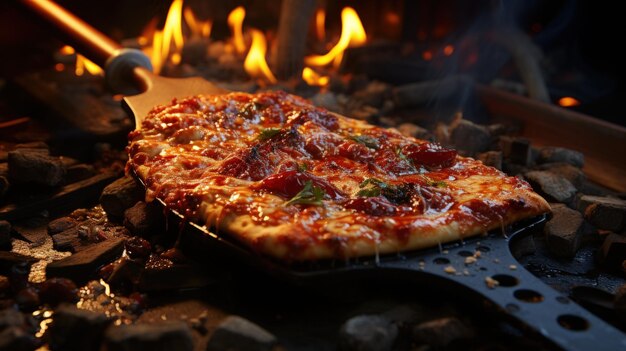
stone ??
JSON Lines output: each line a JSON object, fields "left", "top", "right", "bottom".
{"left": 477, "top": 151, "right": 503, "bottom": 170}
{"left": 100, "top": 177, "right": 144, "bottom": 219}
{"left": 123, "top": 202, "right": 163, "bottom": 237}
{"left": 500, "top": 137, "right": 532, "bottom": 165}
{"left": 583, "top": 198, "right": 626, "bottom": 232}
{"left": 0, "top": 326, "right": 37, "bottom": 351}
{"left": 539, "top": 163, "right": 586, "bottom": 190}
{"left": 46, "top": 238, "right": 125, "bottom": 283}
{"left": 412, "top": 317, "right": 472, "bottom": 348}
{"left": 544, "top": 204, "right": 584, "bottom": 258}
{"left": 510, "top": 234, "right": 536, "bottom": 259}
{"left": 0, "top": 252, "right": 37, "bottom": 276}
{"left": 576, "top": 195, "right": 625, "bottom": 213}
{"left": 537, "top": 147, "right": 584, "bottom": 168}
{"left": 396, "top": 123, "right": 433, "bottom": 141}
{"left": 524, "top": 170, "right": 577, "bottom": 204}
{"left": 51, "top": 228, "right": 80, "bottom": 252}
{"left": 47, "top": 217, "right": 77, "bottom": 235}
{"left": 207, "top": 315, "right": 278, "bottom": 351}
{"left": 104, "top": 322, "right": 194, "bottom": 351}
{"left": 338, "top": 315, "right": 398, "bottom": 351}
{"left": 599, "top": 233, "right": 626, "bottom": 269}
{"left": 0, "top": 308, "right": 25, "bottom": 331}
{"left": 49, "top": 303, "right": 113, "bottom": 351}
{"left": 8, "top": 148, "right": 66, "bottom": 186}
{"left": 449, "top": 119, "right": 492, "bottom": 155}
{"left": 0, "top": 220, "right": 11, "bottom": 250}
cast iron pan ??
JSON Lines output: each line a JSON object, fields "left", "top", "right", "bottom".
{"left": 20, "top": 1, "right": 626, "bottom": 350}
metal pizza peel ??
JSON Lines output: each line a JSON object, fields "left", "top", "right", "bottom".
{"left": 20, "top": 1, "right": 626, "bottom": 350}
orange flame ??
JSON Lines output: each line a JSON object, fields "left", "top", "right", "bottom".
{"left": 305, "top": 7, "right": 366, "bottom": 68}
{"left": 443, "top": 45, "right": 454, "bottom": 56}
{"left": 228, "top": 6, "right": 246, "bottom": 55}
{"left": 75, "top": 54, "right": 103, "bottom": 76}
{"left": 184, "top": 7, "right": 212, "bottom": 38}
{"left": 302, "top": 67, "right": 329, "bottom": 87}
{"left": 244, "top": 29, "right": 277, "bottom": 84}
{"left": 558, "top": 97, "right": 580, "bottom": 107}
{"left": 315, "top": 8, "right": 326, "bottom": 41}
{"left": 60, "top": 45, "right": 75, "bottom": 55}
{"left": 142, "top": 0, "right": 185, "bottom": 74}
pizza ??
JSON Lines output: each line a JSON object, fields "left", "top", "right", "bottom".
{"left": 127, "top": 91, "right": 550, "bottom": 261}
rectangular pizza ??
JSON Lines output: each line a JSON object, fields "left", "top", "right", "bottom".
{"left": 127, "top": 91, "right": 550, "bottom": 261}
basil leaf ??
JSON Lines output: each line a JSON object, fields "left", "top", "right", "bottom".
{"left": 349, "top": 135, "right": 379, "bottom": 150}
{"left": 285, "top": 181, "right": 325, "bottom": 206}
{"left": 297, "top": 163, "right": 308, "bottom": 172}
{"left": 257, "top": 128, "right": 281, "bottom": 141}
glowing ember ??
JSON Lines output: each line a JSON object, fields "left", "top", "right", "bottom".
{"left": 244, "top": 29, "right": 277, "bottom": 84}
{"left": 305, "top": 7, "right": 367, "bottom": 68}
{"left": 302, "top": 67, "right": 329, "bottom": 87}
{"left": 443, "top": 45, "right": 454, "bottom": 56}
{"left": 422, "top": 50, "right": 433, "bottom": 61}
{"left": 228, "top": 6, "right": 247, "bottom": 55}
{"left": 75, "top": 54, "right": 103, "bottom": 76}
{"left": 315, "top": 8, "right": 326, "bottom": 41}
{"left": 184, "top": 7, "right": 212, "bottom": 38}
{"left": 558, "top": 97, "right": 581, "bottom": 107}
{"left": 60, "top": 45, "right": 75, "bottom": 55}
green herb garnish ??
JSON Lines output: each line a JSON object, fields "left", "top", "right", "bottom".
{"left": 257, "top": 128, "right": 281, "bottom": 141}
{"left": 297, "top": 163, "right": 308, "bottom": 172}
{"left": 357, "top": 178, "right": 412, "bottom": 204}
{"left": 429, "top": 180, "right": 447, "bottom": 188}
{"left": 285, "top": 181, "right": 325, "bottom": 206}
{"left": 349, "top": 135, "right": 380, "bottom": 150}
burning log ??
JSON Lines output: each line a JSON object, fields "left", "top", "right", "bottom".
{"left": 272, "top": 0, "right": 317, "bottom": 79}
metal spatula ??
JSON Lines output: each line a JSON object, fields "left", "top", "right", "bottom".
{"left": 20, "top": 0, "right": 226, "bottom": 129}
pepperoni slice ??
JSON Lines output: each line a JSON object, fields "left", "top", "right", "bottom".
{"left": 344, "top": 196, "right": 397, "bottom": 216}
{"left": 254, "top": 170, "right": 344, "bottom": 200}
{"left": 402, "top": 143, "right": 457, "bottom": 168}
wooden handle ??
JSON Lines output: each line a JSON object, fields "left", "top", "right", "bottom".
{"left": 20, "top": 0, "right": 121, "bottom": 68}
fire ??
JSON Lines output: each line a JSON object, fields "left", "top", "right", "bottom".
{"left": 558, "top": 97, "right": 580, "bottom": 107}
{"left": 443, "top": 45, "right": 454, "bottom": 56}
{"left": 315, "top": 8, "right": 326, "bottom": 41}
{"left": 305, "top": 7, "right": 366, "bottom": 68}
{"left": 60, "top": 45, "right": 75, "bottom": 55}
{"left": 244, "top": 29, "right": 277, "bottom": 84}
{"left": 184, "top": 7, "right": 212, "bottom": 38}
{"left": 142, "top": 0, "right": 185, "bottom": 74}
{"left": 228, "top": 6, "right": 246, "bottom": 55}
{"left": 302, "top": 67, "right": 329, "bottom": 87}
{"left": 75, "top": 54, "right": 103, "bottom": 76}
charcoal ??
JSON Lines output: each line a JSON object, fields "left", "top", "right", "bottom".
{"left": 583, "top": 197, "right": 626, "bottom": 232}
{"left": 0, "top": 276, "right": 8, "bottom": 295}
{"left": 396, "top": 123, "right": 433, "bottom": 141}
{"left": 500, "top": 137, "right": 532, "bottom": 166}
{"left": 49, "top": 303, "right": 113, "bottom": 351}
{"left": 449, "top": 119, "right": 492, "bottom": 155}
{"left": 502, "top": 161, "right": 529, "bottom": 176}
{"left": 0, "top": 176, "right": 8, "bottom": 200}
{"left": 207, "top": 315, "right": 278, "bottom": 351}
{"left": 104, "top": 322, "right": 194, "bottom": 351}
{"left": 338, "top": 315, "right": 398, "bottom": 351}
{"left": 544, "top": 204, "right": 584, "bottom": 258}
{"left": 577, "top": 195, "right": 626, "bottom": 214}
{"left": 599, "top": 233, "right": 626, "bottom": 269}
{"left": 46, "top": 238, "right": 125, "bottom": 283}
{"left": 0, "top": 221, "right": 10, "bottom": 250}
{"left": 539, "top": 163, "right": 586, "bottom": 190}
{"left": 412, "top": 317, "right": 472, "bottom": 348}
{"left": 51, "top": 228, "right": 80, "bottom": 252}
{"left": 138, "top": 263, "right": 215, "bottom": 292}
{"left": 0, "top": 326, "right": 37, "bottom": 351}
{"left": 123, "top": 202, "right": 163, "bottom": 237}
{"left": 106, "top": 257, "right": 143, "bottom": 285}
{"left": 477, "top": 151, "right": 503, "bottom": 170}
{"left": 65, "top": 164, "right": 96, "bottom": 183}
{"left": 524, "top": 170, "right": 577, "bottom": 204}
{"left": 0, "top": 252, "right": 37, "bottom": 276}
{"left": 47, "top": 217, "right": 77, "bottom": 235}
{"left": 537, "top": 147, "right": 584, "bottom": 168}
{"left": 100, "top": 176, "right": 144, "bottom": 219}
{"left": 0, "top": 308, "right": 25, "bottom": 331}
{"left": 8, "top": 148, "right": 66, "bottom": 186}
{"left": 511, "top": 234, "right": 536, "bottom": 259}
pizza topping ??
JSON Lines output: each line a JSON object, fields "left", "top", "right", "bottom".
{"left": 286, "top": 108, "right": 339, "bottom": 131}
{"left": 357, "top": 178, "right": 413, "bottom": 205}
{"left": 402, "top": 143, "right": 457, "bottom": 168}
{"left": 348, "top": 134, "right": 380, "bottom": 150}
{"left": 284, "top": 180, "right": 325, "bottom": 207}
{"left": 344, "top": 196, "right": 397, "bottom": 216}
{"left": 257, "top": 128, "right": 282, "bottom": 141}
{"left": 254, "top": 170, "right": 344, "bottom": 200}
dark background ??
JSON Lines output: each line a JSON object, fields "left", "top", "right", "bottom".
{"left": 1, "top": 0, "right": 624, "bottom": 126}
